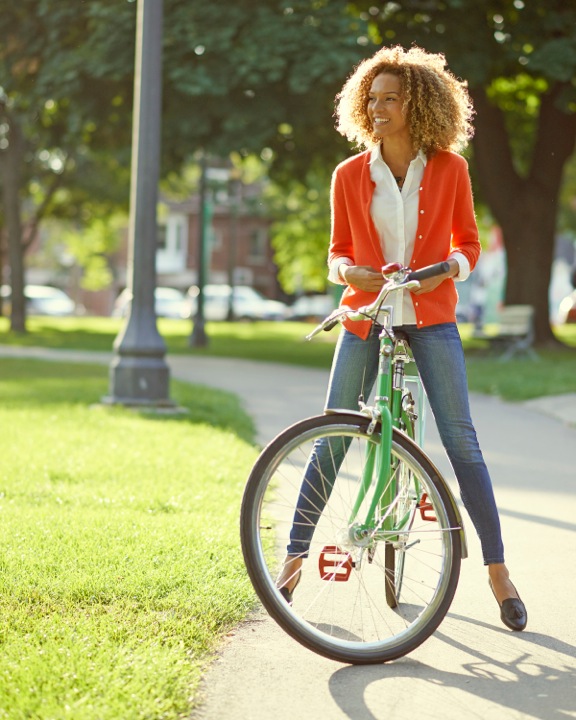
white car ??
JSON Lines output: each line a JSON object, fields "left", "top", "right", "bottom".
{"left": 113, "top": 287, "right": 187, "bottom": 319}
{"left": 184, "top": 284, "right": 289, "bottom": 321}
{"left": 1, "top": 284, "right": 77, "bottom": 316}
{"left": 288, "top": 294, "right": 337, "bottom": 322}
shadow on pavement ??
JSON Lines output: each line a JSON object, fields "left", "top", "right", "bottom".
{"left": 499, "top": 506, "right": 576, "bottom": 534}
{"left": 328, "top": 615, "right": 575, "bottom": 720}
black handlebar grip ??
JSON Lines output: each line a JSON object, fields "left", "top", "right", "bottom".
{"left": 407, "top": 261, "right": 451, "bottom": 282}
{"left": 324, "top": 318, "right": 340, "bottom": 332}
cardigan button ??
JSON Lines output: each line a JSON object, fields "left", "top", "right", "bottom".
{"left": 419, "top": 209, "right": 424, "bottom": 214}
{"left": 418, "top": 234, "right": 423, "bottom": 239}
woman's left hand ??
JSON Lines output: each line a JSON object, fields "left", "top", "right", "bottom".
{"left": 410, "top": 258, "right": 459, "bottom": 295}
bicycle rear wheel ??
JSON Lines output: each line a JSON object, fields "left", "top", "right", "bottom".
{"left": 240, "top": 413, "right": 462, "bottom": 664}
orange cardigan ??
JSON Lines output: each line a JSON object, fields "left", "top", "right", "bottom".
{"left": 329, "top": 149, "right": 480, "bottom": 339}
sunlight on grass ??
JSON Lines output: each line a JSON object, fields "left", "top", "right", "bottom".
{"left": 0, "top": 359, "right": 257, "bottom": 719}
{"left": 1, "top": 316, "right": 576, "bottom": 399}
{"left": 0, "top": 316, "right": 338, "bottom": 368}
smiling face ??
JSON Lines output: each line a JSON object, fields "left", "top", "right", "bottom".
{"left": 367, "top": 72, "right": 410, "bottom": 142}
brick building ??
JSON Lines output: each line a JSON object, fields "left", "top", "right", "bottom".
{"left": 154, "top": 177, "right": 283, "bottom": 301}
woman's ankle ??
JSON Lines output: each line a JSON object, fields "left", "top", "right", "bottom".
{"left": 488, "top": 563, "right": 519, "bottom": 601}
{"left": 277, "top": 555, "right": 303, "bottom": 590}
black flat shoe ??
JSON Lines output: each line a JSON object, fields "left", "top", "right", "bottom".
{"left": 278, "top": 571, "right": 301, "bottom": 605}
{"left": 489, "top": 579, "right": 527, "bottom": 631}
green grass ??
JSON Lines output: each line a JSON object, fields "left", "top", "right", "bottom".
{"left": 458, "top": 323, "right": 576, "bottom": 400}
{"left": 0, "top": 359, "right": 257, "bottom": 719}
{"left": 2, "top": 316, "right": 576, "bottom": 401}
{"left": 1, "top": 318, "right": 575, "bottom": 715}
{"left": 0, "top": 316, "right": 338, "bottom": 368}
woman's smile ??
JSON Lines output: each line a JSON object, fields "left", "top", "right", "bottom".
{"left": 367, "top": 73, "right": 407, "bottom": 138}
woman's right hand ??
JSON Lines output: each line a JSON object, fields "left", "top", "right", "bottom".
{"left": 340, "top": 265, "right": 385, "bottom": 292}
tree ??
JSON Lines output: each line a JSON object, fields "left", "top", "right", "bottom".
{"left": 3, "top": 0, "right": 574, "bottom": 345}
{"left": 0, "top": 1, "right": 135, "bottom": 330}
{"left": 266, "top": 170, "right": 332, "bottom": 294}
{"left": 558, "top": 153, "right": 576, "bottom": 244}
{"left": 0, "top": 0, "right": 365, "bottom": 328}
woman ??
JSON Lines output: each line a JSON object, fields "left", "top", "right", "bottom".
{"left": 277, "top": 45, "right": 527, "bottom": 632}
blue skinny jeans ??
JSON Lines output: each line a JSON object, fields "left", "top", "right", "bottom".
{"left": 287, "top": 322, "right": 505, "bottom": 565}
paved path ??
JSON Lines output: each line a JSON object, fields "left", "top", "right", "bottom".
{"left": 170, "top": 356, "right": 576, "bottom": 720}
{"left": 1, "top": 347, "right": 575, "bottom": 719}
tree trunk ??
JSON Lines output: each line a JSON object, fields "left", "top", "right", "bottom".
{"left": 470, "top": 84, "right": 576, "bottom": 346}
{"left": 0, "top": 113, "right": 27, "bottom": 333}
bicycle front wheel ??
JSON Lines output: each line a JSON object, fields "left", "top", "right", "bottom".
{"left": 240, "top": 413, "right": 462, "bottom": 664}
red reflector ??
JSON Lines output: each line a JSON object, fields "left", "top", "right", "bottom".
{"left": 418, "top": 493, "right": 437, "bottom": 522}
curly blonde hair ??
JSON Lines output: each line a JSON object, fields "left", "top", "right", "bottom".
{"left": 335, "top": 45, "right": 474, "bottom": 156}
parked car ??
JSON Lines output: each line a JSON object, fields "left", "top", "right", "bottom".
{"left": 184, "top": 284, "right": 289, "bottom": 321}
{"left": 558, "top": 290, "right": 576, "bottom": 324}
{"left": 112, "top": 286, "right": 187, "bottom": 319}
{"left": 1, "top": 284, "right": 77, "bottom": 316}
{"left": 287, "top": 294, "right": 337, "bottom": 322}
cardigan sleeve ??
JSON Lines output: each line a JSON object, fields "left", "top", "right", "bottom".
{"left": 328, "top": 165, "right": 355, "bottom": 267}
{"left": 449, "top": 159, "right": 481, "bottom": 271}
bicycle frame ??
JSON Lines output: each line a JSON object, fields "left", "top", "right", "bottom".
{"left": 346, "top": 306, "right": 419, "bottom": 544}
{"left": 312, "top": 263, "right": 463, "bottom": 555}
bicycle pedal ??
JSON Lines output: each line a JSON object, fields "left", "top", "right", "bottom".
{"left": 418, "top": 493, "right": 437, "bottom": 522}
{"left": 318, "top": 545, "right": 354, "bottom": 582}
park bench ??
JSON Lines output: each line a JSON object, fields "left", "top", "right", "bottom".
{"left": 474, "top": 304, "right": 538, "bottom": 361}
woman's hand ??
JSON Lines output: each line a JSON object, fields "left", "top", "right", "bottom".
{"left": 340, "top": 265, "right": 385, "bottom": 292}
{"left": 410, "top": 258, "right": 459, "bottom": 295}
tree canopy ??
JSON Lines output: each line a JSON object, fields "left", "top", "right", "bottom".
{"left": 1, "top": 0, "right": 575, "bottom": 343}
{"left": 0, "top": 0, "right": 136, "bottom": 328}
{"left": 1, "top": 0, "right": 362, "bottom": 327}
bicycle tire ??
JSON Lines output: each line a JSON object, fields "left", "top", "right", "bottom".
{"left": 240, "top": 413, "right": 462, "bottom": 664}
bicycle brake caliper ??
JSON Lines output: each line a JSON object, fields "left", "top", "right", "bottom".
{"left": 318, "top": 545, "right": 354, "bottom": 582}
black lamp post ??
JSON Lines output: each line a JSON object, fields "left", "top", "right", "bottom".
{"left": 105, "top": 0, "right": 171, "bottom": 406}
{"left": 226, "top": 173, "right": 241, "bottom": 322}
{"left": 190, "top": 153, "right": 209, "bottom": 347}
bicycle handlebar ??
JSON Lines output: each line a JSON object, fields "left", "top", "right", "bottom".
{"left": 407, "top": 261, "right": 450, "bottom": 282}
{"left": 306, "top": 261, "right": 452, "bottom": 340}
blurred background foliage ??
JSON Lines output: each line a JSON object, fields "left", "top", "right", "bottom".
{"left": 1, "top": 0, "right": 575, "bottom": 342}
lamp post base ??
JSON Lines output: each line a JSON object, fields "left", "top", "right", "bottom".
{"left": 190, "top": 317, "right": 208, "bottom": 347}
{"left": 105, "top": 354, "right": 174, "bottom": 407}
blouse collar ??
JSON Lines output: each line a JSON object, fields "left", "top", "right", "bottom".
{"left": 369, "top": 145, "right": 427, "bottom": 168}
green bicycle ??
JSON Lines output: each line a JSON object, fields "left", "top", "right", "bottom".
{"left": 240, "top": 262, "right": 467, "bottom": 664}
